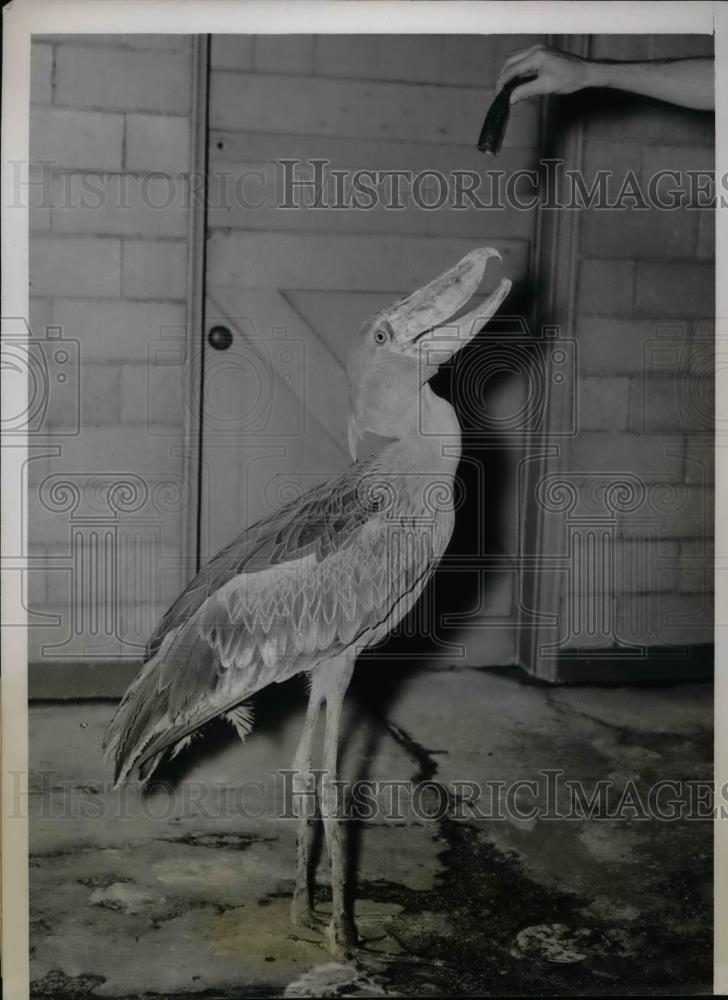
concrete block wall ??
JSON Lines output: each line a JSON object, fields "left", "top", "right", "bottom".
{"left": 28, "top": 35, "right": 195, "bottom": 661}
{"left": 29, "top": 33, "right": 711, "bottom": 673}
{"left": 562, "top": 34, "right": 714, "bottom": 650}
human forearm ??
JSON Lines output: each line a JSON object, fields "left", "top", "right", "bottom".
{"left": 497, "top": 45, "right": 714, "bottom": 111}
{"left": 585, "top": 57, "right": 714, "bottom": 111}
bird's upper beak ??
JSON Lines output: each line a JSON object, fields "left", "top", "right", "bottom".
{"left": 387, "top": 247, "right": 511, "bottom": 374}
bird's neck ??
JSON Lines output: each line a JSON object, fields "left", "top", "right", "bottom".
{"left": 385, "top": 385, "right": 462, "bottom": 473}
{"left": 418, "top": 383, "right": 461, "bottom": 440}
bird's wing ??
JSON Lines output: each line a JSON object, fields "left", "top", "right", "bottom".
{"left": 145, "top": 454, "right": 386, "bottom": 661}
{"left": 104, "top": 457, "right": 439, "bottom": 784}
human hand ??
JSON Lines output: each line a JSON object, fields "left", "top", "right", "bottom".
{"left": 496, "top": 44, "right": 591, "bottom": 104}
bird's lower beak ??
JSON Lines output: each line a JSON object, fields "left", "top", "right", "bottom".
{"left": 391, "top": 247, "right": 512, "bottom": 372}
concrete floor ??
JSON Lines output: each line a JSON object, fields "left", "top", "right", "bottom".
{"left": 29, "top": 666, "right": 712, "bottom": 997}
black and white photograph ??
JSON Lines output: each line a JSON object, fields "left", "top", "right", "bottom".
{"left": 1, "top": 1, "right": 723, "bottom": 997}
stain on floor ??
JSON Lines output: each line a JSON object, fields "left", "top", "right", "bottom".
{"left": 29, "top": 667, "right": 712, "bottom": 997}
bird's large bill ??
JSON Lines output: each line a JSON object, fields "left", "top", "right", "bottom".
{"left": 390, "top": 247, "right": 512, "bottom": 370}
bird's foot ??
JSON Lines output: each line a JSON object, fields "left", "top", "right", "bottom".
{"left": 326, "top": 912, "right": 359, "bottom": 959}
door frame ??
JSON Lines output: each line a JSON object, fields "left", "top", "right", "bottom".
{"left": 515, "top": 34, "right": 589, "bottom": 682}
{"left": 182, "top": 35, "right": 212, "bottom": 578}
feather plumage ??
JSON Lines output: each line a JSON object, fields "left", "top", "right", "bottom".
{"left": 104, "top": 446, "right": 454, "bottom": 786}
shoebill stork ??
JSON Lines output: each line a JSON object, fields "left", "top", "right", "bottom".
{"left": 104, "top": 247, "right": 511, "bottom": 956}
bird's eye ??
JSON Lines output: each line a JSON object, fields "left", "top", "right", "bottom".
{"left": 373, "top": 324, "right": 391, "bottom": 345}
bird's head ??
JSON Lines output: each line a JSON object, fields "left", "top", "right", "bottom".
{"left": 346, "top": 247, "right": 511, "bottom": 457}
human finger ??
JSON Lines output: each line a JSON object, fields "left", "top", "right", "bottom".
{"left": 496, "top": 49, "right": 546, "bottom": 92}
{"left": 509, "top": 74, "right": 552, "bottom": 104}
{"left": 496, "top": 44, "right": 545, "bottom": 91}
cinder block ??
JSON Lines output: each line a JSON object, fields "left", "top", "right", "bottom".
{"left": 578, "top": 317, "right": 661, "bottom": 374}
{"left": 558, "top": 591, "right": 619, "bottom": 650}
{"left": 696, "top": 209, "right": 715, "bottom": 261}
{"left": 211, "top": 35, "right": 253, "bottom": 70}
{"left": 29, "top": 297, "right": 51, "bottom": 337}
{"left": 568, "top": 431, "right": 685, "bottom": 475}
{"left": 581, "top": 138, "right": 643, "bottom": 199}
{"left": 38, "top": 425, "right": 184, "bottom": 474}
{"left": 81, "top": 362, "right": 121, "bottom": 432}
{"left": 29, "top": 166, "right": 52, "bottom": 232}
{"left": 589, "top": 93, "right": 713, "bottom": 148}
{"left": 580, "top": 205, "right": 698, "bottom": 260}
{"left": 579, "top": 375, "right": 630, "bottom": 431}
{"left": 617, "top": 590, "right": 713, "bottom": 646}
{"left": 577, "top": 259, "right": 635, "bottom": 317}
{"left": 119, "top": 540, "right": 190, "bottom": 609}
{"left": 587, "top": 93, "right": 660, "bottom": 145}
{"left": 614, "top": 538, "right": 680, "bottom": 593}
{"left": 120, "top": 361, "right": 184, "bottom": 427}
{"left": 644, "top": 102, "right": 715, "bottom": 148}
{"left": 28, "top": 611, "right": 144, "bottom": 662}
{"left": 80, "top": 363, "right": 122, "bottom": 427}
{"left": 27, "top": 565, "right": 48, "bottom": 611}
{"left": 640, "top": 144, "right": 714, "bottom": 210}
{"left": 686, "top": 327, "right": 714, "bottom": 378}
{"left": 678, "top": 538, "right": 714, "bottom": 594}
{"left": 28, "top": 475, "right": 184, "bottom": 559}
{"left": 632, "top": 375, "right": 713, "bottom": 434}
{"left": 55, "top": 46, "right": 191, "bottom": 113}
{"left": 26, "top": 452, "right": 52, "bottom": 489}
{"left": 30, "top": 107, "right": 124, "bottom": 171}
{"left": 38, "top": 538, "right": 179, "bottom": 615}
{"left": 634, "top": 262, "right": 714, "bottom": 319}
{"left": 684, "top": 332, "right": 712, "bottom": 379}
{"left": 566, "top": 536, "right": 679, "bottom": 595}
{"left": 683, "top": 439, "right": 714, "bottom": 485}
{"left": 122, "top": 240, "right": 188, "bottom": 300}
{"left": 43, "top": 361, "right": 121, "bottom": 430}
{"left": 254, "top": 35, "right": 315, "bottom": 75}
{"left": 49, "top": 173, "right": 189, "bottom": 238}
{"left": 619, "top": 484, "right": 713, "bottom": 539}
{"left": 51, "top": 298, "right": 186, "bottom": 363}
{"left": 30, "top": 236, "right": 121, "bottom": 298}
{"left": 31, "top": 42, "right": 53, "bottom": 104}
{"left": 125, "top": 113, "right": 191, "bottom": 174}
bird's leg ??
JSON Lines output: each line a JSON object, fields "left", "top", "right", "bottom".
{"left": 290, "top": 682, "right": 323, "bottom": 930}
{"left": 321, "top": 657, "right": 357, "bottom": 958}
